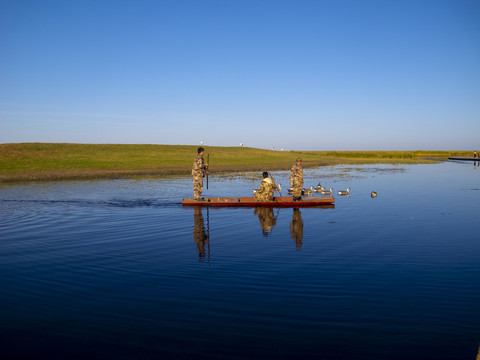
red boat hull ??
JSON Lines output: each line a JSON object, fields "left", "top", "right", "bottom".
{"left": 182, "top": 196, "right": 335, "bottom": 207}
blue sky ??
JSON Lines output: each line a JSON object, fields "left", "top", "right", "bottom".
{"left": 1, "top": 0, "right": 479, "bottom": 150}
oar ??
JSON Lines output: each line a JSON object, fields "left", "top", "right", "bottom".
{"left": 270, "top": 174, "right": 283, "bottom": 197}
{"left": 206, "top": 153, "right": 209, "bottom": 190}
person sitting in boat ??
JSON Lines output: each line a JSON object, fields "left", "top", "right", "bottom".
{"left": 254, "top": 172, "right": 278, "bottom": 202}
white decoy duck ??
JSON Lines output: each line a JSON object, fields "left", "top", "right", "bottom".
{"left": 338, "top": 187, "right": 350, "bottom": 195}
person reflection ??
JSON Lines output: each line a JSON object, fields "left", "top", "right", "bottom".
{"left": 254, "top": 207, "right": 277, "bottom": 236}
{"left": 290, "top": 208, "right": 304, "bottom": 250}
{"left": 193, "top": 206, "right": 209, "bottom": 261}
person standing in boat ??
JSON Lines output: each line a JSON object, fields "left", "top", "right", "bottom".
{"left": 254, "top": 171, "right": 278, "bottom": 201}
{"left": 290, "top": 158, "right": 304, "bottom": 201}
{"left": 192, "top": 147, "right": 208, "bottom": 200}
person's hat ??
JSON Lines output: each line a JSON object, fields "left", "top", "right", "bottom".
{"left": 296, "top": 158, "right": 302, "bottom": 162}
{"left": 198, "top": 147, "right": 205, "bottom": 153}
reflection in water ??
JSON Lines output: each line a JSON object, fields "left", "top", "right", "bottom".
{"left": 192, "top": 207, "right": 209, "bottom": 261}
{"left": 290, "top": 208, "right": 304, "bottom": 250}
{"left": 190, "top": 206, "right": 327, "bottom": 257}
{"left": 254, "top": 207, "right": 277, "bottom": 235}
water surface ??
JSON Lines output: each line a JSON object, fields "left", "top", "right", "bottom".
{"left": 1, "top": 162, "right": 479, "bottom": 359}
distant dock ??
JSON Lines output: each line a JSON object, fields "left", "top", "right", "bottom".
{"left": 448, "top": 157, "right": 480, "bottom": 161}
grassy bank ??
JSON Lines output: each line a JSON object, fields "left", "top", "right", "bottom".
{"left": 0, "top": 143, "right": 470, "bottom": 183}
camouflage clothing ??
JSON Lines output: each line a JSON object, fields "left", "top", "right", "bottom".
{"left": 254, "top": 177, "right": 277, "bottom": 202}
{"left": 192, "top": 154, "right": 207, "bottom": 199}
{"left": 290, "top": 163, "right": 304, "bottom": 198}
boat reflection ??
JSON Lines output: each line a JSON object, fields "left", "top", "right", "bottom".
{"left": 192, "top": 206, "right": 209, "bottom": 262}
{"left": 290, "top": 208, "right": 304, "bottom": 250}
{"left": 191, "top": 204, "right": 333, "bottom": 259}
{"left": 254, "top": 207, "right": 277, "bottom": 236}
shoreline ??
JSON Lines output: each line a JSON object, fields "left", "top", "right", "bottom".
{"left": 0, "top": 143, "right": 463, "bottom": 184}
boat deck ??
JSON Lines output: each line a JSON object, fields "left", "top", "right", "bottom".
{"left": 182, "top": 196, "right": 335, "bottom": 207}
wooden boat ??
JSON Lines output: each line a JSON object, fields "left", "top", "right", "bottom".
{"left": 448, "top": 157, "right": 480, "bottom": 161}
{"left": 182, "top": 196, "right": 335, "bottom": 207}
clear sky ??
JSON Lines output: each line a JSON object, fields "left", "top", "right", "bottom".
{"left": 1, "top": 0, "right": 479, "bottom": 150}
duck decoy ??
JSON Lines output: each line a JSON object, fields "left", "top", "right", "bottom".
{"left": 371, "top": 191, "right": 377, "bottom": 198}
{"left": 338, "top": 188, "right": 350, "bottom": 195}
{"left": 302, "top": 187, "right": 313, "bottom": 196}
{"left": 313, "top": 184, "right": 325, "bottom": 192}
{"left": 287, "top": 186, "right": 313, "bottom": 196}
{"left": 320, "top": 187, "right": 333, "bottom": 195}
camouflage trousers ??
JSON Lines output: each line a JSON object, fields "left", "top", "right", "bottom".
{"left": 193, "top": 175, "right": 203, "bottom": 199}
{"left": 291, "top": 185, "right": 302, "bottom": 198}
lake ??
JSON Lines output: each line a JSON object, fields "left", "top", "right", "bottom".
{"left": 0, "top": 161, "right": 479, "bottom": 360}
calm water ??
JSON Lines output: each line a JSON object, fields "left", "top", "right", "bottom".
{"left": 0, "top": 162, "right": 479, "bottom": 360}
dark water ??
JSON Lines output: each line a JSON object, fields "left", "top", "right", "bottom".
{"left": 1, "top": 162, "right": 479, "bottom": 360}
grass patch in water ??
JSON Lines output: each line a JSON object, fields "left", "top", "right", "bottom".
{"left": 316, "top": 165, "right": 407, "bottom": 181}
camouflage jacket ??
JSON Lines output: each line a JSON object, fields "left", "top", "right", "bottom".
{"left": 192, "top": 154, "right": 206, "bottom": 177}
{"left": 290, "top": 163, "right": 303, "bottom": 187}
{"left": 256, "top": 178, "right": 277, "bottom": 200}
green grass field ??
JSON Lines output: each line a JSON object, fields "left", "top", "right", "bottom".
{"left": 0, "top": 143, "right": 471, "bottom": 183}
